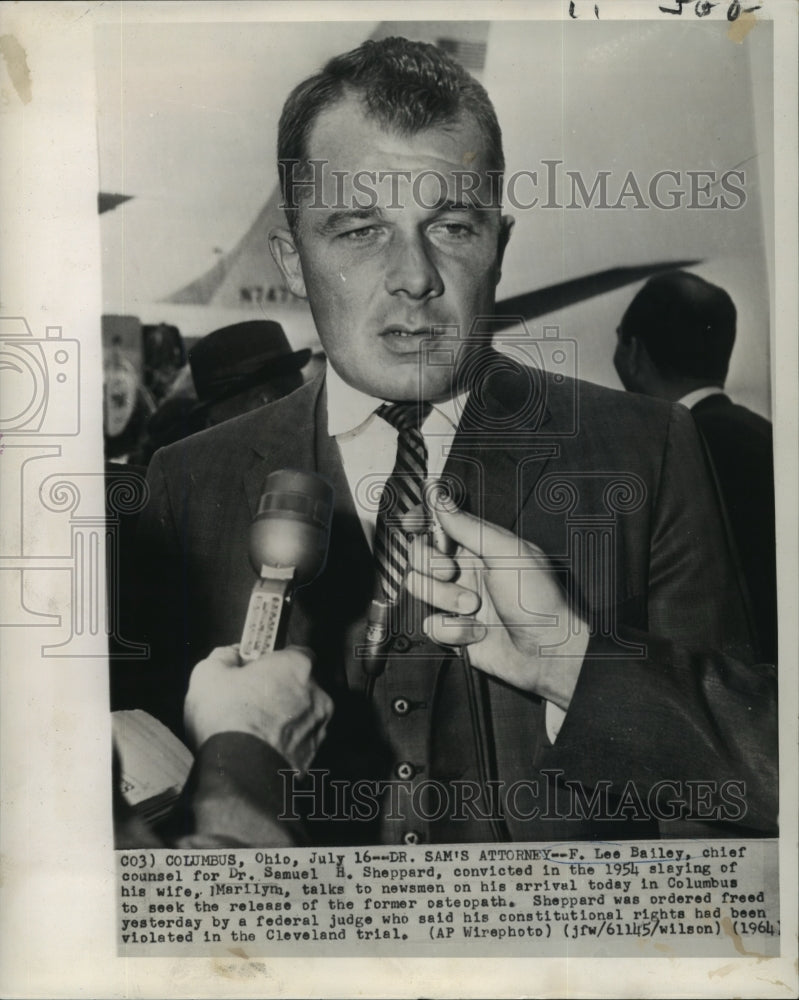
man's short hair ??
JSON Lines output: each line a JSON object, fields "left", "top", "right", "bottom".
{"left": 277, "top": 36, "right": 505, "bottom": 231}
{"left": 619, "top": 271, "right": 737, "bottom": 383}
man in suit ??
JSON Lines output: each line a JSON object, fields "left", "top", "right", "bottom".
{"left": 613, "top": 270, "right": 777, "bottom": 664}
{"left": 133, "top": 38, "right": 766, "bottom": 846}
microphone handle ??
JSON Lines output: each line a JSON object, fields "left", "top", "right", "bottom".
{"left": 239, "top": 568, "right": 295, "bottom": 662}
{"left": 361, "top": 598, "right": 394, "bottom": 679}
{"left": 361, "top": 503, "right": 453, "bottom": 683}
{"left": 361, "top": 488, "right": 455, "bottom": 684}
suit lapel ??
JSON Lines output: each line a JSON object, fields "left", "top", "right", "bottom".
{"left": 242, "top": 373, "right": 370, "bottom": 554}
{"left": 312, "top": 380, "right": 377, "bottom": 632}
{"left": 242, "top": 376, "right": 322, "bottom": 519}
{"left": 445, "top": 355, "right": 560, "bottom": 533}
{"left": 443, "top": 357, "right": 575, "bottom": 829}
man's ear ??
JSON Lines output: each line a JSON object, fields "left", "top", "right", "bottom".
{"left": 495, "top": 214, "right": 515, "bottom": 283}
{"left": 269, "top": 227, "right": 307, "bottom": 299}
{"left": 628, "top": 336, "right": 668, "bottom": 396}
{"left": 627, "top": 334, "right": 642, "bottom": 373}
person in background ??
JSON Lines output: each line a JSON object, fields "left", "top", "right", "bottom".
{"left": 103, "top": 334, "right": 156, "bottom": 463}
{"left": 131, "top": 319, "right": 311, "bottom": 463}
{"left": 302, "top": 350, "right": 327, "bottom": 384}
{"left": 190, "top": 319, "right": 310, "bottom": 426}
{"left": 142, "top": 322, "right": 187, "bottom": 403}
{"left": 614, "top": 270, "right": 776, "bottom": 664}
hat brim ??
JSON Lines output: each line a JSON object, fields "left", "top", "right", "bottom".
{"left": 191, "top": 347, "right": 312, "bottom": 415}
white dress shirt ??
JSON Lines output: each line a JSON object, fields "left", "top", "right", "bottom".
{"left": 325, "top": 364, "right": 566, "bottom": 743}
{"left": 676, "top": 386, "right": 726, "bottom": 410}
{"left": 326, "top": 363, "right": 468, "bottom": 547}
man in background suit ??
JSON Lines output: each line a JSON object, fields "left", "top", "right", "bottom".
{"left": 132, "top": 38, "right": 764, "bottom": 846}
{"left": 614, "top": 270, "right": 777, "bottom": 664}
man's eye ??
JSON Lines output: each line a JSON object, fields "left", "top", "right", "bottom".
{"left": 341, "top": 226, "right": 379, "bottom": 241}
{"left": 431, "top": 222, "right": 474, "bottom": 238}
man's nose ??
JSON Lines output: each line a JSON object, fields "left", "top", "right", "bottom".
{"left": 384, "top": 232, "right": 444, "bottom": 300}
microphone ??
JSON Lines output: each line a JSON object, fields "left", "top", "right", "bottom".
{"left": 239, "top": 469, "right": 334, "bottom": 661}
{"left": 361, "top": 477, "right": 457, "bottom": 682}
{"left": 361, "top": 597, "right": 393, "bottom": 679}
{"left": 425, "top": 478, "right": 458, "bottom": 558}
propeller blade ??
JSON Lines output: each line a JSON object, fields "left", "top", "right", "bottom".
{"left": 493, "top": 260, "right": 703, "bottom": 329}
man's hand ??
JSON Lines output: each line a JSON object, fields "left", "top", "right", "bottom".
{"left": 183, "top": 646, "right": 333, "bottom": 774}
{"left": 406, "top": 505, "right": 590, "bottom": 711}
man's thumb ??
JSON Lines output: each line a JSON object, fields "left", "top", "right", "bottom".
{"left": 434, "top": 505, "right": 521, "bottom": 562}
{"left": 209, "top": 645, "right": 244, "bottom": 667}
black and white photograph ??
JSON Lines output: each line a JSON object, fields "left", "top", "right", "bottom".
{"left": 1, "top": 2, "right": 797, "bottom": 997}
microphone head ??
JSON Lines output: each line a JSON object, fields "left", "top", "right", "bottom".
{"left": 249, "top": 469, "right": 334, "bottom": 585}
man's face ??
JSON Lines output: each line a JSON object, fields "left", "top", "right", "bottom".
{"left": 270, "top": 95, "right": 513, "bottom": 402}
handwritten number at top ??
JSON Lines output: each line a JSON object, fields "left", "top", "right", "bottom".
{"left": 658, "top": 0, "right": 762, "bottom": 18}
{"left": 568, "top": 2, "right": 601, "bottom": 18}
{"left": 568, "top": 0, "right": 761, "bottom": 19}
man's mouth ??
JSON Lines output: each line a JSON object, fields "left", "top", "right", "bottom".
{"left": 380, "top": 325, "right": 434, "bottom": 339}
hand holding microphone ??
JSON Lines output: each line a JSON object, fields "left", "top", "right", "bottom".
{"left": 184, "top": 644, "right": 333, "bottom": 774}
{"left": 406, "top": 503, "right": 590, "bottom": 711}
{"left": 361, "top": 476, "right": 458, "bottom": 681}
{"left": 181, "top": 469, "right": 334, "bottom": 780}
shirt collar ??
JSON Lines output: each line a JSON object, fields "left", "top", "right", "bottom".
{"left": 325, "top": 362, "right": 467, "bottom": 438}
{"left": 677, "top": 386, "right": 726, "bottom": 410}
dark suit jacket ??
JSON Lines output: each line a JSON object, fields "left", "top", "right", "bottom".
{"left": 691, "top": 393, "right": 777, "bottom": 664}
{"left": 117, "top": 629, "right": 778, "bottom": 849}
{"left": 131, "top": 362, "right": 764, "bottom": 844}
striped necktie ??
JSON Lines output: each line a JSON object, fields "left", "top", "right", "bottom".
{"left": 373, "top": 402, "right": 432, "bottom": 603}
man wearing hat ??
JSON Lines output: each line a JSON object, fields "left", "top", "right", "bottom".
{"left": 134, "top": 320, "right": 310, "bottom": 462}
{"left": 189, "top": 319, "right": 311, "bottom": 427}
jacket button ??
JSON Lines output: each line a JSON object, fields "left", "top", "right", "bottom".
{"left": 395, "top": 761, "right": 415, "bottom": 781}
{"left": 392, "top": 697, "right": 411, "bottom": 716}
{"left": 402, "top": 830, "right": 421, "bottom": 845}
{"left": 393, "top": 635, "right": 412, "bottom": 653}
